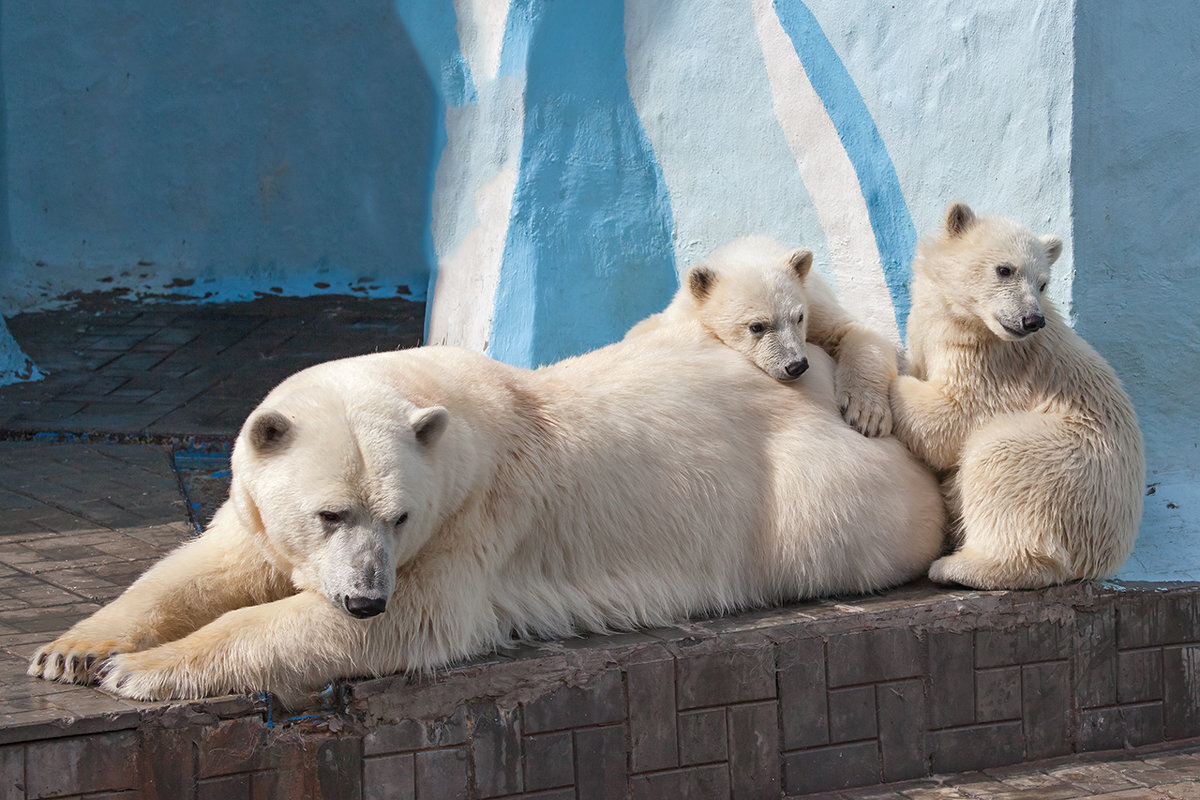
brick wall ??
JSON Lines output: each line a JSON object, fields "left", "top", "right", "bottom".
{"left": 1, "top": 582, "right": 1197, "bottom": 799}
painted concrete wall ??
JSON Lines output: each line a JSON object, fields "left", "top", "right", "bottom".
{"left": 424, "top": 0, "right": 1074, "bottom": 359}
{"left": 1, "top": 2, "right": 1196, "bottom": 580}
{"left": 0, "top": 1, "right": 435, "bottom": 313}
{"left": 1072, "top": 3, "right": 1200, "bottom": 582}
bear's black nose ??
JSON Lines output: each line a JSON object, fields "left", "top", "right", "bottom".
{"left": 785, "top": 358, "right": 809, "bottom": 377}
{"left": 1021, "top": 313, "right": 1046, "bottom": 332}
{"left": 344, "top": 595, "right": 387, "bottom": 619}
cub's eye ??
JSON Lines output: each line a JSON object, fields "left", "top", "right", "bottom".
{"left": 318, "top": 510, "right": 342, "bottom": 524}
{"left": 1039, "top": 282, "right": 1048, "bottom": 293}
{"left": 394, "top": 512, "right": 409, "bottom": 527}
{"left": 796, "top": 313, "right": 805, "bottom": 324}
{"left": 996, "top": 265, "right": 1014, "bottom": 278}
{"left": 748, "top": 322, "right": 766, "bottom": 335}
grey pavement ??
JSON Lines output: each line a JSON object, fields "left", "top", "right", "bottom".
{"left": 799, "top": 741, "right": 1200, "bottom": 798}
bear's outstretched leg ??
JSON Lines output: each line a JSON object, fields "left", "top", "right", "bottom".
{"left": 28, "top": 502, "right": 291, "bottom": 685}
{"left": 889, "top": 375, "right": 974, "bottom": 471}
{"left": 805, "top": 274, "right": 898, "bottom": 437}
{"left": 97, "top": 591, "right": 372, "bottom": 702}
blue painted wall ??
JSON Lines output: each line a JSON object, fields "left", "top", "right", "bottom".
{"left": 1073, "top": 3, "right": 1200, "bottom": 582}
{"left": 490, "top": 0, "right": 676, "bottom": 366}
{"left": 773, "top": 0, "right": 915, "bottom": 334}
{"left": 0, "top": 1, "right": 435, "bottom": 308}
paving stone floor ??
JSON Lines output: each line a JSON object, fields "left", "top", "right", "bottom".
{"left": 1, "top": 293, "right": 424, "bottom": 438}
{"left": 801, "top": 740, "right": 1200, "bottom": 799}
{"left": 0, "top": 294, "right": 1197, "bottom": 798}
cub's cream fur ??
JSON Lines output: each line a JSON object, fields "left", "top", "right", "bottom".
{"left": 891, "top": 202, "right": 1144, "bottom": 589}
{"left": 30, "top": 324, "right": 943, "bottom": 700}
{"left": 628, "top": 236, "right": 899, "bottom": 436}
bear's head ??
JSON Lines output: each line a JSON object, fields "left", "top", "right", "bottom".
{"left": 685, "top": 236, "right": 814, "bottom": 382}
{"left": 916, "top": 201, "right": 1064, "bottom": 342}
{"left": 230, "top": 379, "right": 454, "bottom": 620}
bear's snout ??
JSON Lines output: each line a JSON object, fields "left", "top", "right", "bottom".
{"left": 785, "top": 358, "right": 809, "bottom": 378}
{"left": 1021, "top": 313, "right": 1046, "bottom": 333}
{"left": 343, "top": 595, "right": 388, "bottom": 619}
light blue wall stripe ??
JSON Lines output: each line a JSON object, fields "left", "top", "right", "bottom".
{"left": 489, "top": 0, "right": 676, "bottom": 367}
{"left": 773, "top": 0, "right": 916, "bottom": 337}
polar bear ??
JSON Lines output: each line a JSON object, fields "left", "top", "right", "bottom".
{"left": 889, "top": 202, "right": 1144, "bottom": 589}
{"left": 628, "top": 237, "right": 898, "bottom": 436}
{"left": 29, "top": 323, "right": 944, "bottom": 701}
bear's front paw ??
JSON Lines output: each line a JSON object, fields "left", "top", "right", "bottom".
{"left": 28, "top": 635, "right": 135, "bottom": 685}
{"left": 839, "top": 387, "right": 892, "bottom": 437}
{"left": 97, "top": 648, "right": 203, "bottom": 701}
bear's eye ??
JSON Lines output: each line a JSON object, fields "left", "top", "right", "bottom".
{"left": 318, "top": 510, "right": 342, "bottom": 524}
{"left": 394, "top": 512, "right": 409, "bottom": 527}
{"left": 996, "top": 265, "right": 1014, "bottom": 278}
{"left": 1039, "top": 281, "right": 1048, "bottom": 293}
{"left": 748, "top": 321, "right": 766, "bottom": 335}
{"left": 796, "top": 313, "right": 805, "bottom": 325}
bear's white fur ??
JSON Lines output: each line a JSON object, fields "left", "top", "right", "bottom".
{"left": 629, "top": 237, "right": 898, "bottom": 436}
{"left": 890, "top": 202, "right": 1144, "bottom": 589}
{"left": 29, "top": 324, "right": 944, "bottom": 700}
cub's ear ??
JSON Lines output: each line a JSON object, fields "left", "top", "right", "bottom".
{"left": 944, "top": 201, "right": 976, "bottom": 237}
{"left": 247, "top": 410, "right": 292, "bottom": 453}
{"left": 410, "top": 406, "right": 450, "bottom": 448}
{"left": 687, "top": 265, "right": 716, "bottom": 301}
{"left": 1040, "top": 234, "right": 1063, "bottom": 265}
{"left": 787, "top": 248, "right": 813, "bottom": 281}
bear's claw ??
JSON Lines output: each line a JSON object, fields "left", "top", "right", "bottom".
{"left": 839, "top": 391, "right": 893, "bottom": 438}
{"left": 28, "top": 634, "right": 136, "bottom": 685}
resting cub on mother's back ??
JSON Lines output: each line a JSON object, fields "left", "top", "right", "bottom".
{"left": 628, "top": 237, "right": 898, "bottom": 436}
{"left": 890, "top": 202, "right": 1144, "bottom": 589}
{"left": 29, "top": 323, "right": 943, "bottom": 701}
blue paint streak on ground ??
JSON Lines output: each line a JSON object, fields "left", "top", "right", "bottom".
{"left": 392, "top": 1, "right": 477, "bottom": 338}
{"left": 773, "top": 1, "right": 915, "bottom": 336}
{"left": 489, "top": 0, "right": 677, "bottom": 367}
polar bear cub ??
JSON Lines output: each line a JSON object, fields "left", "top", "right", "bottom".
{"left": 629, "top": 236, "right": 898, "bottom": 436}
{"left": 890, "top": 202, "right": 1145, "bottom": 589}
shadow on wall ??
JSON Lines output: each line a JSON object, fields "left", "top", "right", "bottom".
{"left": 0, "top": 1, "right": 437, "bottom": 311}
{"left": 1072, "top": 2, "right": 1200, "bottom": 582}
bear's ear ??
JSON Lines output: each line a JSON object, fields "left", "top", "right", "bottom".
{"left": 944, "top": 201, "right": 976, "bottom": 237}
{"left": 1040, "top": 234, "right": 1063, "bottom": 265}
{"left": 410, "top": 405, "right": 450, "bottom": 448}
{"left": 247, "top": 410, "right": 292, "bottom": 453}
{"left": 687, "top": 265, "right": 716, "bottom": 302}
{"left": 787, "top": 248, "right": 813, "bottom": 281}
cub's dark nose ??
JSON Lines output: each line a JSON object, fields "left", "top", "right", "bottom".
{"left": 785, "top": 358, "right": 809, "bottom": 377}
{"left": 1021, "top": 313, "right": 1046, "bottom": 333}
{"left": 344, "top": 595, "right": 387, "bottom": 619}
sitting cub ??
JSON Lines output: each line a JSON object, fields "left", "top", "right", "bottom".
{"left": 890, "top": 202, "right": 1145, "bottom": 589}
{"left": 629, "top": 236, "right": 898, "bottom": 436}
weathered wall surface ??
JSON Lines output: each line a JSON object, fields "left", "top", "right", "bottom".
{"left": 0, "top": 2, "right": 1195, "bottom": 578}
{"left": 0, "top": 1, "right": 435, "bottom": 313}
{"left": 1071, "top": 3, "right": 1200, "bottom": 582}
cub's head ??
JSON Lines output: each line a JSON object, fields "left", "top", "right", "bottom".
{"left": 231, "top": 382, "right": 453, "bottom": 620}
{"left": 916, "top": 201, "right": 1063, "bottom": 341}
{"left": 685, "top": 236, "right": 814, "bottom": 382}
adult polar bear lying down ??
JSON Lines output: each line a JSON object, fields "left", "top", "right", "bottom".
{"left": 30, "top": 323, "right": 944, "bottom": 701}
